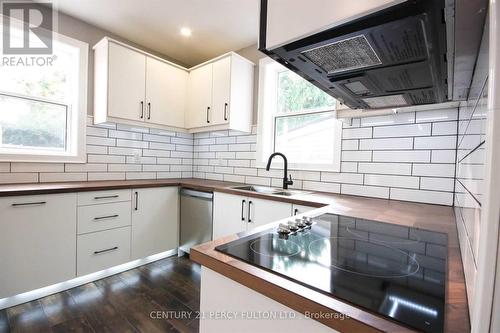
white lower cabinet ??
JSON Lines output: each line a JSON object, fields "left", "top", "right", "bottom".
{"left": 77, "top": 226, "right": 131, "bottom": 276}
{"left": 131, "top": 187, "right": 179, "bottom": 260}
{"left": 0, "top": 194, "right": 77, "bottom": 299}
{"left": 213, "top": 192, "right": 292, "bottom": 239}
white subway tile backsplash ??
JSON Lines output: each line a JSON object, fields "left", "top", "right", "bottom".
{"left": 126, "top": 172, "right": 156, "bottom": 180}
{"left": 39, "top": 172, "right": 87, "bottom": 183}
{"left": 86, "top": 145, "right": 108, "bottom": 154}
{"left": 11, "top": 163, "right": 64, "bottom": 173}
{"left": 373, "top": 123, "right": 431, "bottom": 138}
{"left": 341, "top": 151, "right": 372, "bottom": 162}
{"left": 234, "top": 167, "right": 258, "bottom": 176}
{"left": 109, "top": 130, "right": 143, "bottom": 140}
{"left": 359, "top": 138, "right": 413, "bottom": 150}
{"left": 116, "top": 124, "right": 150, "bottom": 133}
{"left": 143, "top": 149, "right": 171, "bottom": 158}
{"left": 86, "top": 136, "right": 116, "bottom": 146}
{"left": 223, "top": 174, "right": 245, "bottom": 183}
{"left": 216, "top": 136, "right": 236, "bottom": 144}
{"left": 87, "top": 172, "right": 125, "bottom": 181}
{"left": 390, "top": 188, "right": 453, "bottom": 205}
{"left": 416, "top": 108, "right": 458, "bottom": 123}
{"left": 0, "top": 173, "right": 38, "bottom": 184}
{"left": 342, "top": 140, "right": 359, "bottom": 150}
{"left": 108, "top": 164, "right": 142, "bottom": 172}
{"left": 360, "top": 113, "right": 415, "bottom": 127}
{"left": 341, "top": 184, "right": 389, "bottom": 199}
{"left": 303, "top": 181, "right": 340, "bottom": 193}
{"left": 364, "top": 174, "right": 419, "bottom": 189}
{"left": 0, "top": 163, "right": 10, "bottom": 172}
{"left": 86, "top": 127, "right": 108, "bottom": 137}
{"left": 149, "top": 142, "right": 176, "bottom": 150}
{"left": 431, "top": 150, "right": 456, "bottom": 163}
{"left": 142, "top": 134, "right": 171, "bottom": 143}
{"left": 432, "top": 121, "right": 457, "bottom": 135}
{"left": 340, "top": 162, "right": 358, "bottom": 173}
{"left": 342, "top": 127, "right": 372, "bottom": 139}
{"left": 245, "top": 176, "right": 271, "bottom": 186}
{"left": 412, "top": 164, "right": 455, "bottom": 177}
{"left": 209, "top": 145, "right": 228, "bottom": 152}
{"left": 227, "top": 159, "right": 251, "bottom": 167}
{"left": 87, "top": 155, "right": 126, "bottom": 164}
{"left": 420, "top": 177, "right": 455, "bottom": 192}
{"left": 321, "top": 172, "right": 363, "bottom": 184}
{"left": 65, "top": 164, "right": 107, "bottom": 172}
{"left": 373, "top": 150, "right": 430, "bottom": 163}
{"left": 108, "top": 147, "right": 142, "bottom": 156}
{"left": 358, "top": 162, "right": 411, "bottom": 175}
{"left": 414, "top": 136, "right": 457, "bottom": 150}
{"left": 116, "top": 139, "right": 149, "bottom": 149}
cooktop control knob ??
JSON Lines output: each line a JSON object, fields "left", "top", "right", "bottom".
{"left": 303, "top": 216, "right": 313, "bottom": 225}
{"left": 277, "top": 223, "right": 291, "bottom": 234}
{"left": 287, "top": 221, "right": 299, "bottom": 231}
{"left": 295, "top": 218, "right": 307, "bottom": 228}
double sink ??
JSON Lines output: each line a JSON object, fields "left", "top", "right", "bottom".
{"left": 229, "top": 185, "right": 310, "bottom": 197}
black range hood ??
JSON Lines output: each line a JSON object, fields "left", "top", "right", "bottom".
{"left": 259, "top": 0, "right": 448, "bottom": 109}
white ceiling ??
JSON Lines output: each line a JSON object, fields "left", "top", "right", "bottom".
{"left": 54, "top": 0, "right": 260, "bottom": 67}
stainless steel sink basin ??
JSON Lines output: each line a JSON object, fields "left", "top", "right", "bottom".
{"left": 230, "top": 185, "right": 310, "bottom": 197}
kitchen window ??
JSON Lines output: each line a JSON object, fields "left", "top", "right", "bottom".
{"left": 256, "top": 57, "right": 342, "bottom": 171}
{"left": 0, "top": 20, "right": 88, "bottom": 163}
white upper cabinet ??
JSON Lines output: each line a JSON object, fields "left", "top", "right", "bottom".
{"left": 94, "top": 38, "right": 188, "bottom": 129}
{"left": 146, "top": 57, "right": 188, "bottom": 128}
{"left": 187, "top": 53, "right": 255, "bottom": 133}
{"left": 187, "top": 63, "right": 213, "bottom": 128}
{"left": 94, "top": 38, "right": 254, "bottom": 133}
{"left": 211, "top": 56, "right": 231, "bottom": 125}
{"left": 107, "top": 42, "right": 146, "bottom": 121}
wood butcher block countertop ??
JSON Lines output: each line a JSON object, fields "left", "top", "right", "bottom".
{"left": 0, "top": 178, "right": 469, "bottom": 332}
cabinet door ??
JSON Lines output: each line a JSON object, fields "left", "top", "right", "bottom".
{"left": 187, "top": 64, "right": 213, "bottom": 128}
{"left": 292, "top": 204, "right": 317, "bottom": 216}
{"left": 131, "top": 187, "right": 179, "bottom": 260}
{"left": 213, "top": 192, "right": 247, "bottom": 239}
{"left": 211, "top": 56, "right": 231, "bottom": 125}
{"left": 0, "top": 194, "right": 77, "bottom": 299}
{"left": 248, "top": 198, "right": 292, "bottom": 230}
{"left": 108, "top": 42, "right": 147, "bottom": 121}
{"left": 145, "top": 57, "right": 188, "bottom": 128}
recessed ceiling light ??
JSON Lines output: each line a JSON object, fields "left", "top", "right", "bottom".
{"left": 180, "top": 27, "right": 192, "bottom": 37}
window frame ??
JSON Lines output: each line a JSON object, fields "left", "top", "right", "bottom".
{"left": 256, "top": 57, "right": 342, "bottom": 172}
{"left": 0, "top": 19, "right": 88, "bottom": 163}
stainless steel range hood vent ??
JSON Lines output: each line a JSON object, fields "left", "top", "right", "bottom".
{"left": 259, "top": 0, "right": 449, "bottom": 110}
{"left": 302, "top": 35, "right": 382, "bottom": 74}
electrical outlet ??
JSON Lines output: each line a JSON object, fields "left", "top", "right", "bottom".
{"left": 133, "top": 151, "right": 141, "bottom": 163}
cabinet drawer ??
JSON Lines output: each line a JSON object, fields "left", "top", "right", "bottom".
{"left": 77, "top": 227, "right": 131, "bottom": 276}
{"left": 77, "top": 201, "right": 131, "bottom": 235}
{"left": 77, "top": 189, "right": 131, "bottom": 206}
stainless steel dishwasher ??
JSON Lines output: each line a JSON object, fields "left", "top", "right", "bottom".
{"left": 179, "top": 189, "right": 213, "bottom": 254}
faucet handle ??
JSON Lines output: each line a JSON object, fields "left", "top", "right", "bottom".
{"left": 287, "top": 174, "right": 293, "bottom": 185}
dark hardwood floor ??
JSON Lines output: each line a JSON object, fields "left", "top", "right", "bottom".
{"left": 0, "top": 256, "right": 201, "bottom": 333}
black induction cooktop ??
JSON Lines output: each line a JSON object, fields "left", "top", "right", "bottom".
{"left": 215, "top": 213, "right": 447, "bottom": 333}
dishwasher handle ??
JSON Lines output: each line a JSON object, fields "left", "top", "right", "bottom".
{"left": 180, "top": 189, "right": 213, "bottom": 200}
